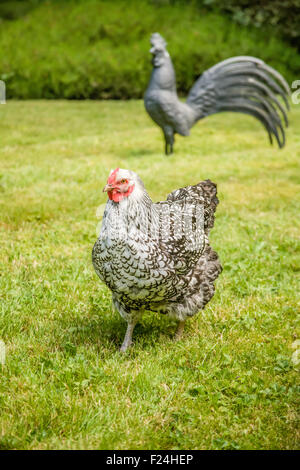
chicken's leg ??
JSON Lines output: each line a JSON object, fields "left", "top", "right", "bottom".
{"left": 120, "top": 321, "right": 136, "bottom": 353}
{"left": 174, "top": 320, "right": 185, "bottom": 340}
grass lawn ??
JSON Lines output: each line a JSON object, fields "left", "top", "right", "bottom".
{"left": 0, "top": 100, "right": 299, "bottom": 450}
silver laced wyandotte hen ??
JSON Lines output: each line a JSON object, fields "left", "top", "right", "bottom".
{"left": 92, "top": 168, "right": 222, "bottom": 352}
{"left": 144, "top": 33, "right": 290, "bottom": 154}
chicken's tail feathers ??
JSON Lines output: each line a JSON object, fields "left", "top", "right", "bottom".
{"left": 199, "top": 179, "right": 219, "bottom": 233}
{"left": 186, "top": 56, "right": 290, "bottom": 148}
{"left": 167, "top": 179, "right": 219, "bottom": 233}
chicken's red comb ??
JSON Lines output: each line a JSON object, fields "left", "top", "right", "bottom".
{"left": 108, "top": 168, "right": 119, "bottom": 184}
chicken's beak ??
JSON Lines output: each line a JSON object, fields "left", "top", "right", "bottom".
{"left": 103, "top": 184, "right": 113, "bottom": 193}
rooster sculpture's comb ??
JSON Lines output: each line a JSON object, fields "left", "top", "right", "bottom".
{"left": 150, "top": 32, "right": 167, "bottom": 50}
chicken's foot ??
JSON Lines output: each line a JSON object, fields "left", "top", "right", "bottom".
{"left": 174, "top": 320, "right": 185, "bottom": 340}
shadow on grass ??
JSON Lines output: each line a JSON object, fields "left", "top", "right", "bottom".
{"left": 62, "top": 306, "right": 177, "bottom": 354}
{"left": 121, "top": 148, "right": 158, "bottom": 159}
{"left": 0, "top": 437, "right": 24, "bottom": 450}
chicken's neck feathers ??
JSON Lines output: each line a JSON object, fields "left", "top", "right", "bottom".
{"left": 100, "top": 186, "right": 158, "bottom": 244}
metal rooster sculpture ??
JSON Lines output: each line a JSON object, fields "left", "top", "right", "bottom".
{"left": 144, "top": 33, "right": 290, "bottom": 155}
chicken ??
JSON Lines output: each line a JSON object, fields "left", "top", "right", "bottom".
{"left": 144, "top": 33, "right": 290, "bottom": 154}
{"left": 92, "top": 168, "right": 222, "bottom": 352}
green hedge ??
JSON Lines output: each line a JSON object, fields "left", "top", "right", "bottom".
{"left": 0, "top": 0, "right": 299, "bottom": 99}
{"left": 0, "top": 1, "right": 42, "bottom": 20}
{"left": 197, "top": 0, "right": 300, "bottom": 51}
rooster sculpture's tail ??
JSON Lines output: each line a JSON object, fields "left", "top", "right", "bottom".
{"left": 186, "top": 56, "right": 290, "bottom": 148}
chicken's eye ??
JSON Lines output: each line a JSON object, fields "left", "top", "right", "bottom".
{"left": 119, "top": 179, "right": 127, "bottom": 184}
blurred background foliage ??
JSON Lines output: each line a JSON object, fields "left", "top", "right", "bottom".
{"left": 198, "top": 0, "right": 300, "bottom": 51}
{"left": 0, "top": 0, "right": 299, "bottom": 99}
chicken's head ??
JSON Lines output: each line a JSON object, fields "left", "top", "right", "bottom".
{"left": 103, "top": 168, "right": 136, "bottom": 203}
{"left": 150, "top": 33, "right": 168, "bottom": 67}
